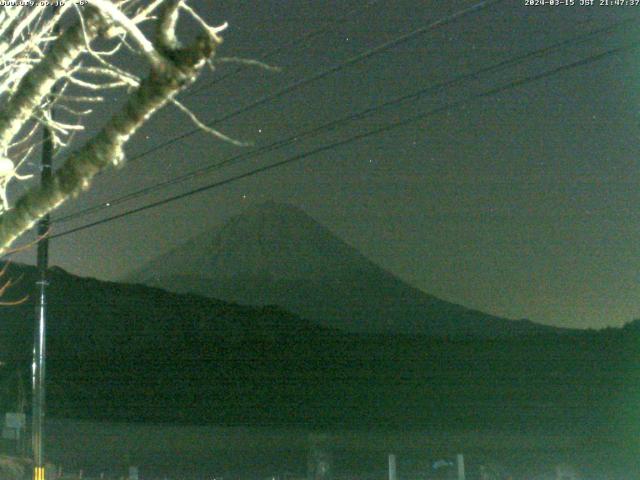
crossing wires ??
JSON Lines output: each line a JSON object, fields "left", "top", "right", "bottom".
{"left": 51, "top": 14, "right": 640, "bottom": 227}
{"left": 49, "top": 39, "right": 639, "bottom": 240}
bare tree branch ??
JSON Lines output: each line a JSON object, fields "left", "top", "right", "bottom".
{"left": 0, "top": 1, "right": 239, "bottom": 253}
{"left": 0, "top": 9, "right": 102, "bottom": 152}
{"left": 0, "top": 15, "right": 223, "bottom": 253}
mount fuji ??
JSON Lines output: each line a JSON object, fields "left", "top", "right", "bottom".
{"left": 127, "top": 202, "right": 561, "bottom": 337}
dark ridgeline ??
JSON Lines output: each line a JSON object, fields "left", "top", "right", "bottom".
{"left": 0, "top": 263, "right": 635, "bottom": 448}
{"left": 127, "top": 202, "right": 566, "bottom": 338}
{"left": 0, "top": 204, "right": 635, "bottom": 469}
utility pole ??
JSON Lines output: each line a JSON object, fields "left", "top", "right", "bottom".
{"left": 32, "top": 42, "right": 56, "bottom": 480}
{"left": 33, "top": 117, "right": 52, "bottom": 480}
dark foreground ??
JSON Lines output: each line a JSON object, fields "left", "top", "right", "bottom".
{"left": 0, "top": 419, "right": 629, "bottom": 480}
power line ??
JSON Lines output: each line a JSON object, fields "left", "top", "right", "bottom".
{"left": 123, "top": 0, "right": 505, "bottom": 166}
{"left": 185, "top": 0, "right": 383, "bottom": 98}
{"left": 50, "top": 41, "right": 638, "bottom": 240}
{"left": 52, "top": 16, "right": 638, "bottom": 225}
{"left": 53, "top": 0, "right": 506, "bottom": 224}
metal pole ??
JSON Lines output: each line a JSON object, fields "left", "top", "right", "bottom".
{"left": 32, "top": 8, "right": 59, "bottom": 479}
{"left": 456, "top": 454, "right": 465, "bottom": 480}
{"left": 388, "top": 454, "right": 397, "bottom": 480}
{"left": 33, "top": 84, "right": 54, "bottom": 480}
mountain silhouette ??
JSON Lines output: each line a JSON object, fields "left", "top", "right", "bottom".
{"left": 128, "top": 202, "right": 562, "bottom": 337}
{"left": 0, "top": 263, "right": 630, "bottom": 438}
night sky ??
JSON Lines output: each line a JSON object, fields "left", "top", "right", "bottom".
{"left": 10, "top": 0, "right": 640, "bottom": 329}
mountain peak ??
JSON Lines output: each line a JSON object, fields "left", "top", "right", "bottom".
{"left": 129, "top": 202, "right": 358, "bottom": 285}
{"left": 228, "top": 201, "right": 328, "bottom": 245}
{"left": 128, "top": 204, "right": 562, "bottom": 337}
{"left": 244, "top": 201, "right": 308, "bottom": 217}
